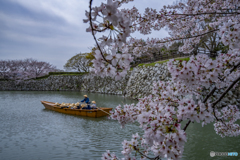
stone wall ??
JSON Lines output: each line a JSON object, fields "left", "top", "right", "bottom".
{"left": 0, "top": 75, "right": 83, "bottom": 91}
{"left": 80, "top": 72, "right": 130, "bottom": 95}
{"left": 0, "top": 62, "right": 239, "bottom": 103}
{"left": 0, "top": 63, "right": 170, "bottom": 98}
{"left": 124, "top": 63, "right": 170, "bottom": 99}
{"left": 79, "top": 63, "right": 171, "bottom": 99}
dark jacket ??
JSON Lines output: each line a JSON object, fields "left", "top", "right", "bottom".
{"left": 81, "top": 97, "right": 90, "bottom": 104}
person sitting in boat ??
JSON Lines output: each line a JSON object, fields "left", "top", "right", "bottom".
{"left": 91, "top": 101, "right": 97, "bottom": 109}
{"left": 75, "top": 102, "right": 81, "bottom": 109}
{"left": 81, "top": 95, "right": 91, "bottom": 109}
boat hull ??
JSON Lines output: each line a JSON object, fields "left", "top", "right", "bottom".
{"left": 41, "top": 101, "right": 112, "bottom": 118}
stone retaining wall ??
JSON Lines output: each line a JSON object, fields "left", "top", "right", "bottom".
{"left": 0, "top": 63, "right": 170, "bottom": 98}
{"left": 0, "top": 75, "right": 83, "bottom": 91}
{"left": 0, "top": 62, "right": 239, "bottom": 103}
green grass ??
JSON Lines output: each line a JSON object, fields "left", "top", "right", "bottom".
{"left": 52, "top": 73, "right": 86, "bottom": 76}
{"left": 137, "top": 57, "right": 190, "bottom": 67}
{"left": 174, "top": 57, "right": 190, "bottom": 61}
{"left": 48, "top": 72, "right": 87, "bottom": 75}
{"left": 35, "top": 72, "right": 88, "bottom": 80}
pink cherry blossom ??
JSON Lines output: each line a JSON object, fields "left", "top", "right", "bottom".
{"left": 85, "top": 0, "right": 240, "bottom": 159}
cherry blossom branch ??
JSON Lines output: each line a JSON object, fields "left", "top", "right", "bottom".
{"left": 208, "top": 62, "right": 240, "bottom": 125}
{"left": 89, "top": 0, "right": 109, "bottom": 63}
{"left": 183, "top": 62, "right": 240, "bottom": 131}
{"left": 183, "top": 120, "right": 191, "bottom": 131}
{"left": 203, "top": 0, "right": 215, "bottom": 7}
{"left": 213, "top": 61, "right": 240, "bottom": 109}
{"left": 85, "top": 1, "right": 240, "bottom": 159}
{"left": 229, "top": 62, "right": 240, "bottom": 73}
{"left": 170, "top": 12, "right": 240, "bottom": 16}
{"left": 133, "top": 146, "right": 161, "bottom": 160}
{"left": 212, "top": 107, "right": 220, "bottom": 121}
{"left": 137, "top": 10, "right": 239, "bottom": 25}
{"left": 212, "top": 108, "right": 227, "bottom": 128}
{"left": 94, "top": 28, "right": 108, "bottom": 32}
{"left": 213, "top": 75, "right": 240, "bottom": 109}
{"left": 156, "top": 29, "right": 219, "bottom": 44}
{"left": 203, "top": 87, "right": 217, "bottom": 103}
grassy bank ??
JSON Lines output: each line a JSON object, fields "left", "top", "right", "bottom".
{"left": 138, "top": 57, "right": 190, "bottom": 67}
{"left": 35, "top": 72, "right": 87, "bottom": 80}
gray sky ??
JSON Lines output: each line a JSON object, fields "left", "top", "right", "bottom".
{"left": 0, "top": 0, "right": 175, "bottom": 70}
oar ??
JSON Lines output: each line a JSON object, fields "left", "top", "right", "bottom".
{"left": 90, "top": 102, "right": 111, "bottom": 115}
{"left": 82, "top": 102, "right": 111, "bottom": 115}
{"left": 96, "top": 106, "right": 111, "bottom": 116}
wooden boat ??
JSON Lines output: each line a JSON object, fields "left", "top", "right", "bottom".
{"left": 41, "top": 101, "right": 112, "bottom": 118}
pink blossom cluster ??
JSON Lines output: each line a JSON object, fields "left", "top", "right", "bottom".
{"left": 84, "top": 0, "right": 240, "bottom": 159}
{"left": 214, "top": 105, "right": 240, "bottom": 138}
{"left": 102, "top": 150, "right": 119, "bottom": 160}
{"left": 103, "top": 72, "right": 240, "bottom": 159}
{"left": 85, "top": 0, "right": 240, "bottom": 80}
{"left": 219, "top": 21, "right": 240, "bottom": 50}
{"left": 107, "top": 81, "right": 215, "bottom": 159}
{"left": 84, "top": 0, "right": 134, "bottom": 45}
{"left": 168, "top": 49, "right": 240, "bottom": 90}
{"left": 91, "top": 49, "right": 133, "bottom": 80}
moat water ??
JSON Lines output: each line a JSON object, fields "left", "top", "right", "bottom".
{"left": 0, "top": 91, "right": 239, "bottom": 160}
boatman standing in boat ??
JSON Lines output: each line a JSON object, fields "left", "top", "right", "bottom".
{"left": 81, "top": 95, "right": 91, "bottom": 109}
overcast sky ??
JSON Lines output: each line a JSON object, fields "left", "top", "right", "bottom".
{"left": 0, "top": 0, "right": 175, "bottom": 70}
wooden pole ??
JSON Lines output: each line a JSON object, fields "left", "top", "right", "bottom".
{"left": 96, "top": 107, "right": 111, "bottom": 115}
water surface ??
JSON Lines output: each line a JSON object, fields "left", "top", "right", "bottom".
{"left": 0, "top": 91, "right": 239, "bottom": 160}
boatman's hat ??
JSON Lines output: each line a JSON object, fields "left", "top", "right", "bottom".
{"left": 84, "top": 95, "right": 87, "bottom": 97}
{"left": 92, "top": 101, "right": 96, "bottom": 104}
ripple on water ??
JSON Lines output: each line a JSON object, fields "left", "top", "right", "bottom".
{"left": 0, "top": 91, "right": 239, "bottom": 160}
{"left": 0, "top": 91, "right": 139, "bottom": 160}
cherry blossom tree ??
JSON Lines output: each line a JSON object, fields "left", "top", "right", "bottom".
{"left": 0, "top": 59, "right": 57, "bottom": 80}
{"left": 0, "top": 60, "right": 11, "bottom": 80}
{"left": 84, "top": 0, "right": 240, "bottom": 159}
{"left": 0, "top": 60, "right": 26, "bottom": 80}
{"left": 26, "top": 58, "right": 57, "bottom": 79}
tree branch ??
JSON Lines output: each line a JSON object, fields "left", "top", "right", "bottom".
{"left": 183, "top": 62, "right": 240, "bottom": 131}
{"left": 156, "top": 29, "right": 219, "bottom": 44}
{"left": 133, "top": 146, "right": 161, "bottom": 160}
{"left": 89, "top": 0, "right": 109, "bottom": 63}
{"left": 183, "top": 120, "right": 191, "bottom": 131}
{"left": 171, "top": 11, "right": 240, "bottom": 16}
{"left": 203, "top": 87, "right": 217, "bottom": 103}
{"left": 213, "top": 75, "right": 240, "bottom": 108}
